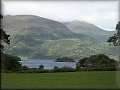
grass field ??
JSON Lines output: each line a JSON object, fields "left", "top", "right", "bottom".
{"left": 1, "top": 71, "right": 120, "bottom": 89}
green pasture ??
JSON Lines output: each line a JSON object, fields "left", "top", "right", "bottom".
{"left": 1, "top": 71, "right": 120, "bottom": 89}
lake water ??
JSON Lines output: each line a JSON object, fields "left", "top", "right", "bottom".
{"left": 20, "top": 59, "right": 77, "bottom": 70}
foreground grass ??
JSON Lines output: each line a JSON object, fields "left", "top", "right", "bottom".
{"left": 1, "top": 71, "right": 120, "bottom": 89}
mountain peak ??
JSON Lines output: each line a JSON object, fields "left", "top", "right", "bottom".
{"left": 65, "top": 20, "right": 115, "bottom": 42}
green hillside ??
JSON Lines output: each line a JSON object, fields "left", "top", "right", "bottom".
{"left": 3, "top": 15, "right": 119, "bottom": 60}
{"left": 65, "top": 20, "right": 115, "bottom": 42}
{"left": 3, "top": 15, "right": 89, "bottom": 40}
{"left": 30, "top": 39, "right": 119, "bottom": 60}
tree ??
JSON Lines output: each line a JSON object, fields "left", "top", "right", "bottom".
{"left": 76, "top": 54, "right": 118, "bottom": 71}
{"left": 0, "top": 14, "right": 10, "bottom": 50}
{"left": 38, "top": 65, "right": 44, "bottom": 70}
{"left": 117, "top": 21, "right": 120, "bottom": 46}
{"left": 1, "top": 53, "right": 22, "bottom": 71}
{"left": 107, "top": 21, "right": 120, "bottom": 46}
{"left": 1, "top": 14, "right": 22, "bottom": 72}
{"left": 107, "top": 21, "right": 120, "bottom": 71}
{"left": 107, "top": 34, "right": 118, "bottom": 46}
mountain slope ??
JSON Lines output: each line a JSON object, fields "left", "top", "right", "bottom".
{"left": 3, "top": 15, "right": 119, "bottom": 60}
{"left": 65, "top": 20, "right": 116, "bottom": 42}
{"left": 3, "top": 15, "right": 92, "bottom": 41}
{"left": 30, "top": 39, "right": 119, "bottom": 60}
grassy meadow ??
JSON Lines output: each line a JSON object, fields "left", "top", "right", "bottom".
{"left": 1, "top": 71, "right": 120, "bottom": 89}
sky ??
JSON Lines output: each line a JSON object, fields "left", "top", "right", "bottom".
{"left": 2, "top": 0, "right": 120, "bottom": 31}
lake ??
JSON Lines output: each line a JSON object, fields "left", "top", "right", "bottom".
{"left": 20, "top": 59, "right": 77, "bottom": 70}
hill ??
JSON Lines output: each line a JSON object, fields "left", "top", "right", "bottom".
{"left": 65, "top": 20, "right": 116, "bottom": 42}
{"left": 3, "top": 15, "right": 91, "bottom": 40}
{"left": 3, "top": 15, "right": 119, "bottom": 60}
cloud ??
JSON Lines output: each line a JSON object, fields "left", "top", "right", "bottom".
{"left": 2, "top": 0, "right": 119, "bottom": 31}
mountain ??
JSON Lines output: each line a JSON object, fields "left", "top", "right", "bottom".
{"left": 3, "top": 15, "right": 92, "bottom": 40}
{"left": 65, "top": 20, "right": 116, "bottom": 42}
{"left": 3, "top": 15, "right": 119, "bottom": 60}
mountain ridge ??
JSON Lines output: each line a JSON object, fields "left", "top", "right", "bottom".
{"left": 4, "top": 15, "right": 96, "bottom": 41}
{"left": 3, "top": 15, "right": 119, "bottom": 60}
{"left": 65, "top": 20, "right": 116, "bottom": 42}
